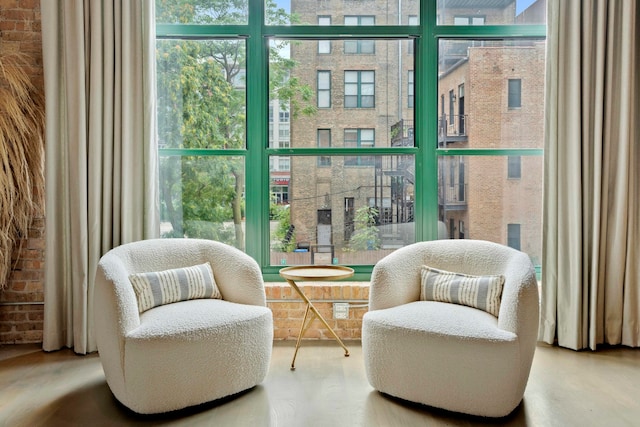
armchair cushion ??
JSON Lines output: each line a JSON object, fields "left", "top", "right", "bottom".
{"left": 420, "top": 265, "right": 504, "bottom": 317}
{"left": 129, "top": 262, "right": 221, "bottom": 313}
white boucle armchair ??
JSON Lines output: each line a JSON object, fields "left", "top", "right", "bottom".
{"left": 362, "top": 240, "right": 539, "bottom": 418}
{"left": 94, "top": 238, "right": 273, "bottom": 414}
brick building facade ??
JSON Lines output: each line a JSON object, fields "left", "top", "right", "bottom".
{"left": 438, "top": 42, "right": 545, "bottom": 264}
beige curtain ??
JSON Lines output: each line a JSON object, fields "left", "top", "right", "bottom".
{"left": 540, "top": 0, "right": 639, "bottom": 350}
{"left": 41, "top": 1, "right": 159, "bottom": 354}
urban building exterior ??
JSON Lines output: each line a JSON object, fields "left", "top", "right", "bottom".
{"left": 269, "top": 0, "right": 545, "bottom": 266}
{"left": 438, "top": 40, "right": 545, "bottom": 265}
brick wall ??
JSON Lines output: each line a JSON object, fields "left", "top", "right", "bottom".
{"left": 266, "top": 282, "right": 369, "bottom": 340}
{"left": 0, "top": 0, "right": 45, "bottom": 344}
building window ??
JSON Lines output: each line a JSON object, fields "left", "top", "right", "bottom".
{"left": 344, "top": 16, "right": 375, "bottom": 54}
{"left": 408, "top": 70, "right": 414, "bottom": 108}
{"left": 318, "top": 16, "right": 331, "bottom": 53}
{"left": 278, "top": 125, "right": 289, "bottom": 139}
{"left": 317, "top": 71, "right": 331, "bottom": 108}
{"left": 318, "top": 129, "right": 331, "bottom": 167}
{"left": 458, "top": 83, "right": 465, "bottom": 134}
{"left": 344, "top": 197, "right": 355, "bottom": 241}
{"left": 508, "top": 78, "right": 521, "bottom": 109}
{"left": 508, "top": 156, "right": 521, "bottom": 178}
{"left": 440, "top": 94, "right": 445, "bottom": 130}
{"left": 345, "top": 129, "right": 375, "bottom": 166}
{"left": 449, "top": 160, "right": 455, "bottom": 187}
{"left": 408, "top": 15, "right": 418, "bottom": 54}
{"left": 508, "top": 224, "right": 521, "bottom": 250}
{"left": 345, "top": 71, "right": 375, "bottom": 108}
{"left": 271, "top": 185, "right": 289, "bottom": 204}
{"left": 448, "top": 89, "right": 455, "bottom": 126}
{"left": 454, "top": 16, "right": 486, "bottom": 25}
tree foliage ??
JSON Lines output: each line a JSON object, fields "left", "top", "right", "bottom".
{"left": 347, "top": 206, "right": 381, "bottom": 251}
{"left": 155, "top": 0, "right": 313, "bottom": 249}
{"left": 271, "top": 204, "right": 296, "bottom": 252}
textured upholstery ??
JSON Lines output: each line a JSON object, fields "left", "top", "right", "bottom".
{"left": 94, "top": 238, "right": 273, "bottom": 414}
{"left": 362, "top": 240, "right": 539, "bottom": 418}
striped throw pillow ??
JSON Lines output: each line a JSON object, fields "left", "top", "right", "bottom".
{"left": 420, "top": 265, "right": 504, "bottom": 317}
{"left": 129, "top": 262, "right": 221, "bottom": 313}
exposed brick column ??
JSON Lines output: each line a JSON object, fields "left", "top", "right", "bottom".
{"left": 0, "top": 0, "right": 45, "bottom": 344}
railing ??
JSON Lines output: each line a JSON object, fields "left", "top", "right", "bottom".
{"left": 390, "top": 119, "right": 414, "bottom": 146}
{"left": 439, "top": 183, "right": 467, "bottom": 205}
{"left": 438, "top": 114, "right": 468, "bottom": 139}
{"left": 391, "top": 116, "right": 467, "bottom": 144}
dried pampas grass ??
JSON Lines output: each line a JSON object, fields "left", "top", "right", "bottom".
{"left": 0, "top": 52, "right": 45, "bottom": 289}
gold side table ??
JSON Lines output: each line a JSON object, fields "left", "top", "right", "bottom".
{"left": 279, "top": 265, "right": 354, "bottom": 370}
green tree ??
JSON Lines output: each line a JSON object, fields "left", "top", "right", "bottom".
{"left": 348, "top": 206, "right": 381, "bottom": 251}
{"left": 271, "top": 204, "right": 296, "bottom": 252}
{"left": 156, "top": 0, "right": 313, "bottom": 249}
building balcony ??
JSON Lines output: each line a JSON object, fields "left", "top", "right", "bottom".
{"left": 438, "top": 114, "right": 468, "bottom": 146}
{"left": 439, "top": 183, "right": 468, "bottom": 210}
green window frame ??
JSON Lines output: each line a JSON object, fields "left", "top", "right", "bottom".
{"left": 155, "top": 0, "right": 546, "bottom": 281}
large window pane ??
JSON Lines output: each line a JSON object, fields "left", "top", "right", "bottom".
{"left": 270, "top": 155, "right": 416, "bottom": 266}
{"left": 268, "top": 0, "right": 419, "bottom": 25}
{"left": 437, "top": 0, "right": 546, "bottom": 25}
{"left": 438, "top": 155, "right": 542, "bottom": 269}
{"left": 438, "top": 39, "right": 545, "bottom": 149}
{"left": 269, "top": 39, "right": 414, "bottom": 148}
{"left": 159, "top": 155, "right": 246, "bottom": 250}
{"left": 157, "top": 39, "right": 246, "bottom": 149}
{"left": 156, "top": 0, "right": 248, "bottom": 25}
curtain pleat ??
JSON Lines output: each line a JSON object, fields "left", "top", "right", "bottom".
{"left": 541, "top": 0, "right": 639, "bottom": 350}
{"left": 41, "top": 0, "right": 159, "bottom": 354}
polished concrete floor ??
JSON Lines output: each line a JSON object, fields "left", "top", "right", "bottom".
{"left": 0, "top": 341, "right": 639, "bottom": 426}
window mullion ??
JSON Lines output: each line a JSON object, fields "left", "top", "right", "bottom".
{"left": 415, "top": 0, "right": 439, "bottom": 241}
{"left": 245, "top": 0, "right": 267, "bottom": 264}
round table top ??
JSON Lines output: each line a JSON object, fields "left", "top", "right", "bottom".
{"left": 279, "top": 265, "right": 355, "bottom": 281}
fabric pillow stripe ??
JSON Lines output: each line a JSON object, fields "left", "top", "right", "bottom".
{"left": 129, "top": 262, "right": 221, "bottom": 313}
{"left": 420, "top": 265, "right": 504, "bottom": 317}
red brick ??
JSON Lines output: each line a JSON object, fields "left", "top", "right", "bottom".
{"left": 15, "top": 322, "right": 38, "bottom": 331}
{"left": 0, "top": 20, "right": 16, "bottom": 31}
{"left": 0, "top": 0, "right": 20, "bottom": 8}
{"left": 19, "top": 0, "right": 39, "bottom": 9}
{"left": 0, "top": 311, "right": 27, "bottom": 322}
{"left": 2, "top": 9, "right": 33, "bottom": 20}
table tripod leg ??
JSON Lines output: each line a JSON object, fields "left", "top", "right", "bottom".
{"left": 309, "top": 305, "right": 350, "bottom": 357}
{"left": 291, "top": 304, "right": 313, "bottom": 370}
